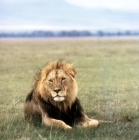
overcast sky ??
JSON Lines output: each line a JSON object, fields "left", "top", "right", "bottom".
{"left": 0, "top": 0, "right": 139, "bottom": 31}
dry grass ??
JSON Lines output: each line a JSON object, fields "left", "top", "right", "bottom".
{"left": 0, "top": 37, "right": 139, "bottom": 140}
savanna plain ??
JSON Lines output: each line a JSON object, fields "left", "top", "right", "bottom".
{"left": 0, "top": 37, "right": 139, "bottom": 140}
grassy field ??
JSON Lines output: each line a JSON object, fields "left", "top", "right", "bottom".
{"left": 0, "top": 37, "right": 139, "bottom": 140}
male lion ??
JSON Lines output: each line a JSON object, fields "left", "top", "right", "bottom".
{"left": 24, "top": 60, "right": 99, "bottom": 129}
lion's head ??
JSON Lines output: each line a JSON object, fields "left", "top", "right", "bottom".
{"left": 34, "top": 60, "right": 78, "bottom": 109}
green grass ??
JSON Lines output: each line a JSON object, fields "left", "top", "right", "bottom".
{"left": 0, "top": 37, "right": 139, "bottom": 140}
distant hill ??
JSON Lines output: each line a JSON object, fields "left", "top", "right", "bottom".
{"left": 0, "top": 30, "right": 139, "bottom": 38}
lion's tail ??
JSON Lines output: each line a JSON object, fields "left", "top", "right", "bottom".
{"left": 99, "top": 120, "right": 113, "bottom": 124}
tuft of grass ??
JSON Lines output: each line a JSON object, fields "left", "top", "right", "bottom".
{"left": 0, "top": 37, "right": 139, "bottom": 140}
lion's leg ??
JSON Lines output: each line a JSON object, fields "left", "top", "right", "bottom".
{"left": 42, "top": 114, "right": 72, "bottom": 130}
{"left": 76, "top": 113, "right": 99, "bottom": 127}
{"left": 24, "top": 101, "right": 33, "bottom": 120}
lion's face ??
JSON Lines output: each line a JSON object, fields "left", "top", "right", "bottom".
{"left": 36, "top": 61, "right": 78, "bottom": 105}
{"left": 46, "top": 69, "right": 70, "bottom": 102}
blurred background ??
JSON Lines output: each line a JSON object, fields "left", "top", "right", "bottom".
{"left": 0, "top": 0, "right": 139, "bottom": 37}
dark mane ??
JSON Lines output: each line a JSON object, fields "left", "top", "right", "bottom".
{"left": 25, "top": 89, "right": 34, "bottom": 102}
{"left": 38, "top": 96, "right": 84, "bottom": 126}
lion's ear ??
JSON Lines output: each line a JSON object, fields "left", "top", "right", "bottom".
{"left": 67, "top": 64, "right": 77, "bottom": 78}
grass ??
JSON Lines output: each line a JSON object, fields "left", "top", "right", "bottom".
{"left": 0, "top": 37, "right": 139, "bottom": 140}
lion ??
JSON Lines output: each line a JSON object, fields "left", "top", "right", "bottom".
{"left": 24, "top": 60, "right": 99, "bottom": 129}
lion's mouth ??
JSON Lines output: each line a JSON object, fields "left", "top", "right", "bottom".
{"left": 53, "top": 96, "right": 65, "bottom": 102}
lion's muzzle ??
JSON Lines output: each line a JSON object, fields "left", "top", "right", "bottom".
{"left": 53, "top": 88, "right": 66, "bottom": 102}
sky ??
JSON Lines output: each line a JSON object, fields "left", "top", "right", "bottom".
{"left": 0, "top": 0, "right": 139, "bottom": 32}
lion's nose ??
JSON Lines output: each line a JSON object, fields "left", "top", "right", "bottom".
{"left": 53, "top": 88, "right": 61, "bottom": 93}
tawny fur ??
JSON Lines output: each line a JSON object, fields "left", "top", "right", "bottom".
{"left": 24, "top": 60, "right": 99, "bottom": 129}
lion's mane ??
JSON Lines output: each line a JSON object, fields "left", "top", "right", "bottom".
{"left": 24, "top": 60, "right": 78, "bottom": 115}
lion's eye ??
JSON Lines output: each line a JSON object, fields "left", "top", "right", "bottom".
{"left": 49, "top": 79, "right": 53, "bottom": 83}
{"left": 61, "top": 78, "right": 66, "bottom": 82}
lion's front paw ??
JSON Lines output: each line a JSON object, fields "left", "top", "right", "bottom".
{"left": 80, "top": 119, "right": 99, "bottom": 127}
{"left": 61, "top": 122, "right": 72, "bottom": 130}
{"left": 87, "top": 119, "right": 99, "bottom": 127}
{"left": 63, "top": 124, "right": 72, "bottom": 130}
